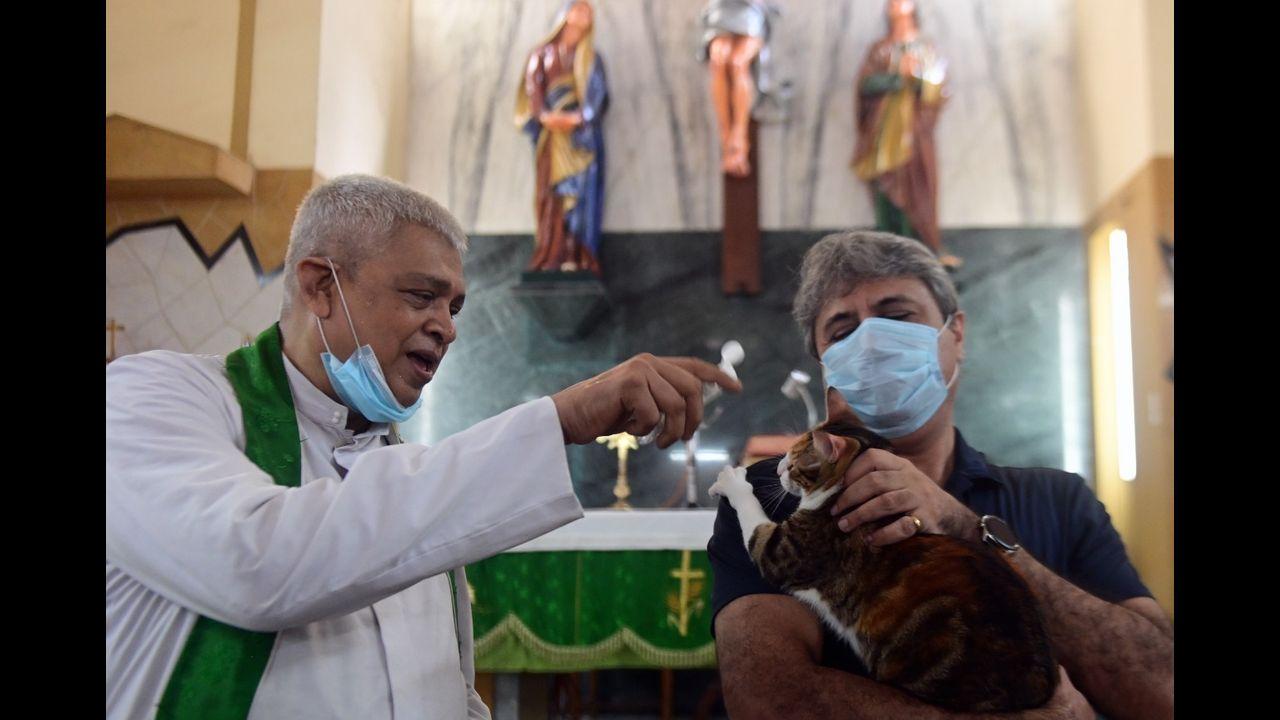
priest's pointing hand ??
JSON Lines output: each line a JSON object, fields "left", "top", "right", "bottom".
{"left": 552, "top": 354, "right": 743, "bottom": 448}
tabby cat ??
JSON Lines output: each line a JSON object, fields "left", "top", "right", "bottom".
{"left": 709, "top": 420, "right": 1058, "bottom": 712}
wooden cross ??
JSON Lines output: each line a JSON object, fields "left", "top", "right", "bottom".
{"left": 106, "top": 318, "right": 126, "bottom": 362}
{"left": 721, "top": 120, "right": 762, "bottom": 295}
{"left": 666, "top": 549, "right": 706, "bottom": 637}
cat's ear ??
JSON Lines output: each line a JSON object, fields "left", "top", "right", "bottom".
{"left": 812, "top": 430, "right": 848, "bottom": 462}
{"left": 812, "top": 430, "right": 833, "bottom": 460}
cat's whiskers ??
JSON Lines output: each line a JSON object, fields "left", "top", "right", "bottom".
{"left": 753, "top": 477, "right": 791, "bottom": 516}
{"left": 765, "top": 487, "right": 790, "bottom": 515}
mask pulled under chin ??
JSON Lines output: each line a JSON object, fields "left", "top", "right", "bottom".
{"left": 314, "top": 257, "right": 423, "bottom": 424}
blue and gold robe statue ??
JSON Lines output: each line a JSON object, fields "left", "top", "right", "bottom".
{"left": 515, "top": 2, "right": 609, "bottom": 276}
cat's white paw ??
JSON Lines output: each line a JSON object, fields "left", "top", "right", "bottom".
{"left": 709, "top": 464, "right": 751, "bottom": 500}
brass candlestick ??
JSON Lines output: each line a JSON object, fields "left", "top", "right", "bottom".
{"left": 596, "top": 432, "right": 638, "bottom": 510}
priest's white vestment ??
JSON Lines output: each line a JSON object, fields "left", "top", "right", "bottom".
{"left": 106, "top": 349, "right": 583, "bottom": 719}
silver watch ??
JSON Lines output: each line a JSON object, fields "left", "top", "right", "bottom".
{"left": 979, "top": 515, "right": 1021, "bottom": 554}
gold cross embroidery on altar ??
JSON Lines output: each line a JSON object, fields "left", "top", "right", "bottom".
{"left": 666, "top": 549, "right": 706, "bottom": 637}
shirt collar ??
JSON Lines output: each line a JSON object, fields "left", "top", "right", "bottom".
{"left": 280, "top": 351, "right": 390, "bottom": 440}
{"left": 944, "top": 428, "right": 1002, "bottom": 496}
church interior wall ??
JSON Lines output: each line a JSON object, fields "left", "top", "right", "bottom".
{"left": 248, "top": 0, "right": 325, "bottom": 168}
{"left": 106, "top": 0, "right": 241, "bottom": 151}
{"left": 409, "top": 0, "right": 1084, "bottom": 234}
{"left": 316, "top": 0, "right": 413, "bottom": 180}
{"left": 104, "top": 0, "right": 1174, "bottom": 639}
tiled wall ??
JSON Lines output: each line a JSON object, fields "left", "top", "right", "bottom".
{"left": 105, "top": 223, "right": 284, "bottom": 358}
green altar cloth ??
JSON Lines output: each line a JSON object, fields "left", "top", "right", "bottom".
{"left": 467, "top": 549, "right": 717, "bottom": 672}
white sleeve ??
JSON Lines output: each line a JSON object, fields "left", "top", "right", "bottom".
{"left": 106, "top": 352, "right": 583, "bottom": 632}
{"left": 466, "top": 685, "right": 492, "bottom": 720}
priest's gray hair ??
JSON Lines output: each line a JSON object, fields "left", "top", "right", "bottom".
{"left": 793, "top": 231, "right": 958, "bottom": 358}
{"left": 280, "top": 174, "right": 469, "bottom": 316}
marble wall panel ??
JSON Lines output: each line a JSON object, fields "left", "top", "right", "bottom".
{"left": 408, "top": 0, "right": 1083, "bottom": 233}
{"left": 398, "top": 227, "right": 1095, "bottom": 510}
{"left": 946, "top": 228, "right": 1094, "bottom": 481}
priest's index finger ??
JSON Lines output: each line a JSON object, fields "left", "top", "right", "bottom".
{"left": 659, "top": 357, "right": 743, "bottom": 393}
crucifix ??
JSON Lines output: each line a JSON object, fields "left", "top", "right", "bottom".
{"left": 106, "top": 318, "right": 126, "bottom": 363}
{"left": 700, "top": 1, "right": 789, "bottom": 295}
{"left": 596, "top": 431, "right": 638, "bottom": 509}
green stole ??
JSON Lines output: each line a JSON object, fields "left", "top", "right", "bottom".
{"left": 155, "top": 324, "right": 300, "bottom": 720}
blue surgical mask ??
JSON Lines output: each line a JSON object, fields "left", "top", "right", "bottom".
{"left": 820, "top": 315, "right": 959, "bottom": 439}
{"left": 315, "top": 258, "right": 423, "bottom": 424}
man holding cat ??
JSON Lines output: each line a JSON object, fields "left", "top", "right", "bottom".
{"left": 106, "top": 174, "right": 740, "bottom": 720}
{"left": 709, "top": 231, "right": 1172, "bottom": 719}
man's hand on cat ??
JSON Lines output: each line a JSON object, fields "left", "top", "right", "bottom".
{"left": 828, "top": 448, "right": 982, "bottom": 546}
{"left": 551, "top": 354, "right": 742, "bottom": 448}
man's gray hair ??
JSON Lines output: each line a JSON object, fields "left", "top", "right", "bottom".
{"left": 281, "top": 174, "right": 469, "bottom": 315}
{"left": 793, "top": 231, "right": 959, "bottom": 357}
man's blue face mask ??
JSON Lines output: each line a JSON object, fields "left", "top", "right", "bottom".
{"left": 315, "top": 258, "right": 423, "bottom": 424}
{"left": 820, "top": 315, "right": 959, "bottom": 439}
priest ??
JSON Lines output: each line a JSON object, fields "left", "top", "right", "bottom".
{"left": 106, "top": 174, "right": 739, "bottom": 720}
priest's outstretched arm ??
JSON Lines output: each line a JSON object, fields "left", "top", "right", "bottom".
{"left": 107, "top": 350, "right": 741, "bottom": 631}
{"left": 107, "top": 352, "right": 582, "bottom": 631}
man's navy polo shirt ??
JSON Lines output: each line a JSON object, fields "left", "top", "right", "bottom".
{"left": 707, "top": 429, "right": 1151, "bottom": 673}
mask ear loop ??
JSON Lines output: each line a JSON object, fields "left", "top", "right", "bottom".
{"left": 939, "top": 313, "right": 961, "bottom": 389}
{"left": 315, "top": 316, "right": 335, "bottom": 355}
{"left": 945, "top": 362, "right": 961, "bottom": 389}
{"left": 314, "top": 258, "right": 362, "bottom": 357}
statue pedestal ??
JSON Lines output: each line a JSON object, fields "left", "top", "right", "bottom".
{"left": 511, "top": 271, "right": 610, "bottom": 341}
